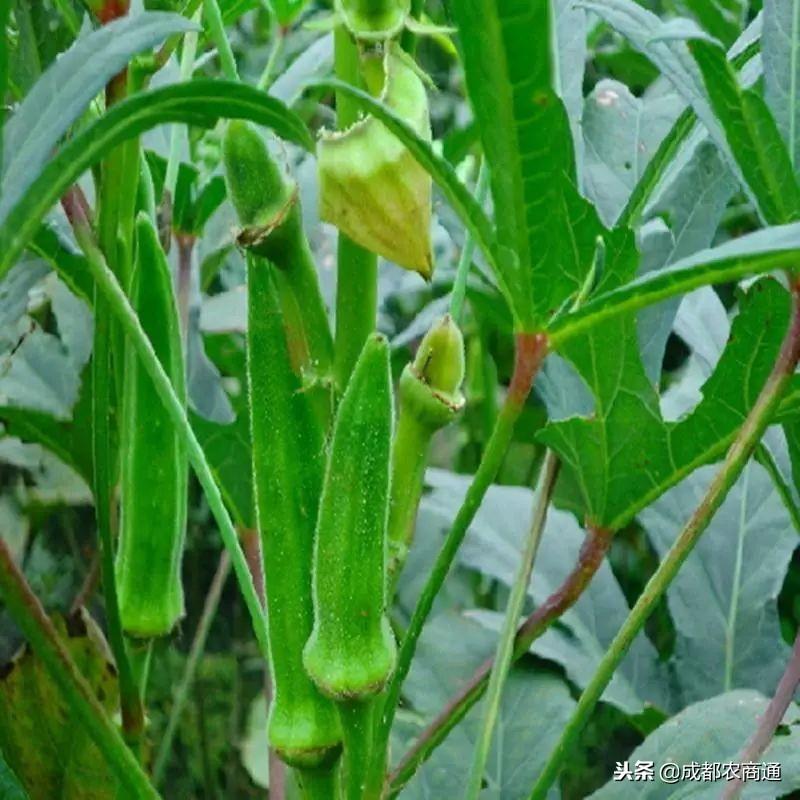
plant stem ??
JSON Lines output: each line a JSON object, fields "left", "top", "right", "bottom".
{"left": 722, "top": 627, "right": 800, "bottom": 799}
{"left": 333, "top": 25, "right": 378, "bottom": 392}
{"left": 0, "top": 538, "right": 161, "bottom": 799}
{"left": 62, "top": 196, "right": 271, "bottom": 666}
{"left": 370, "top": 332, "right": 548, "bottom": 792}
{"left": 339, "top": 700, "right": 375, "bottom": 800}
{"left": 153, "top": 551, "right": 231, "bottom": 785}
{"left": 527, "top": 285, "right": 800, "bottom": 800}
{"left": 296, "top": 765, "right": 340, "bottom": 800}
{"left": 449, "top": 160, "right": 489, "bottom": 324}
{"left": 464, "top": 450, "right": 560, "bottom": 800}
{"left": 388, "top": 522, "right": 612, "bottom": 795}
{"left": 203, "top": 0, "right": 239, "bottom": 81}
{"left": 257, "top": 28, "right": 285, "bottom": 91}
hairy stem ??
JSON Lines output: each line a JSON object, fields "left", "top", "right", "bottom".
{"left": 0, "top": 538, "right": 160, "bottom": 799}
{"left": 203, "top": 0, "right": 239, "bottom": 81}
{"left": 370, "top": 332, "right": 548, "bottom": 794}
{"left": 339, "top": 700, "right": 375, "bottom": 800}
{"left": 388, "top": 522, "right": 612, "bottom": 795}
{"left": 527, "top": 285, "right": 800, "bottom": 800}
{"left": 153, "top": 551, "right": 231, "bottom": 785}
{"left": 722, "top": 627, "right": 800, "bottom": 799}
{"left": 333, "top": 25, "right": 378, "bottom": 392}
{"left": 465, "top": 451, "right": 560, "bottom": 799}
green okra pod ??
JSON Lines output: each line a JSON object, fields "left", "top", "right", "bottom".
{"left": 247, "top": 253, "right": 341, "bottom": 768}
{"left": 388, "top": 315, "right": 465, "bottom": 580}
{"left": 115, "top": 213, "right": 188, "bottom": 638}
{"left": 223, "top": 121, "right": 333, "bottom": 383}
{"left": 303, "top": 334, "right": 397, "bottom": 700}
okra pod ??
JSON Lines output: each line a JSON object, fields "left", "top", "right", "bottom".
{"left": 247, "top": 254, "right": 341, "bottom": 767}
{"left": 115, "top": 214, "right": 188, "bottom": 638}
{"left": 303, "top": 334, "right": 396, "bottom": 700}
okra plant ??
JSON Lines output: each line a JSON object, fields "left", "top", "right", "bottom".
{"left": 2, "top": 0, "right": 800, "bottom": 798}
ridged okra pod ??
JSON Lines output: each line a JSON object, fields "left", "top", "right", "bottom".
{"left": 115, "top": 214, "right": 188, "bottom": 638}
{"left": 388, "top": 315, "right": 465, "bottom": 580}
{"left": 223, "top": 121, "right": 333, "bottom": 385}
{"left": 247, "top": 254, "right": 341, "bottom": 767}
{"left": 303, "top": 335, "right": 396, "bottom": 700}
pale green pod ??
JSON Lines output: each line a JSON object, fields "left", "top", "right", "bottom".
{"left": 318, "top": 43, "right": 433, "bottom": 278}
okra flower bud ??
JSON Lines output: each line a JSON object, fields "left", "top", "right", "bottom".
{"left": 337, "top": 0, "right": 410, "bottom": 40}
{"left": 318, "top": 43, "right": 433, "bottom": 278}
{"left": 303, "top": 335, "right": 397, "bottom": 700}
{"left": 388, "top": 315, "right": 465, "bottom": 580}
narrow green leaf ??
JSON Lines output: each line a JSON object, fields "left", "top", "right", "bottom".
{"left": 450, "top": 0, "right": 601, "bottom": 329}
{"left": 0, "top": 80, "right": 313, "bottom": 278}
{"left": 763, "top": 0, "right": 800, "bottom": 172}
{"left": 1, "top": 11, "right": 197, "bottom": 222}
{"left": 689, "top": 37, "right": 800, "bottom": 224}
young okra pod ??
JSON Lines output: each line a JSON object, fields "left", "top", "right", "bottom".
{"left": 115, "top": 213, "right": 188, "bottom": 638}
{"left": 303, "top": 334, "right": 397, "bottom": 700}
{"left": 388, "top": 315, "right": 465, "bottom": 579}
{"left": 247, "top": 254, "right": 341, "bottom": 768}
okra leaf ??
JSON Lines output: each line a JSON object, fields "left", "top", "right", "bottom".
{"left": 450, "top": 0, "right": 602, "bottom": 329}
{"left": 590, "top": 692, "right": 800, "bottom": 798}
{"left": 543, "top": 274, "right": 791, "bottom": 529}
{"left": 0, "top": 751, "right": 28, "bottom": 800}
{"left": 682, "top": 0, "right": 745, "bottom": 47}
{"left": 0, "top": 80, "right": 314, "bottom": 279}
{"left": 688, "top": 38, "right": 800, "bottom": 225}
{"left": 399, "top": 611, "right": 577, "bottom": 799}
{"left": 763, "top": 0, "right": 800, "bottom": 174}
{"left": 418, "top": 472, "right": 670, "bottom": 715}
{"left": 1, "top": 11, "right": 197, "bottom": 225}
{"left": 642, "top": 462, "right": 796, "bottom": 706}
{"left": 550, "top": 221, "right": 800, "bottom": 346}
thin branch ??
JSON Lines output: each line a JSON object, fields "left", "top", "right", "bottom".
{"left": 527, "top": 282, "right": 800, "bottom": 800}
{"left": 722, "top": 628, "right": 800, "bottom": 799}
{"left": 0, "top": 538, "right": 160, "bottom": 799}
{"left": 465, "top": 451, "right": 560, "bottom": 798}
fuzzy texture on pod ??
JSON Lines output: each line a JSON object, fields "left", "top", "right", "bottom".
{"left": 223, "top": 121, "right": 334, "bottom": 410}
{"left": 318, "top": 43, "right": 433, "bottom": 278}
{"left": 115, "top": 214, "right": 188, "bottom": 638}
{"left": 336, "top": 0, "right": 410, "bottom": 40}
{"left": 303, "top": 334, "right": 397, "bottom": 700}
{"left": 388, "top": 315, "right": 465, "bottom": 578}
{"left": 246, "top": 255, "right": 342, "bottom": 768}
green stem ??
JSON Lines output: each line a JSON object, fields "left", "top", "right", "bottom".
{"left": 464, "top": 450, "right": 560, "bottom": 799}
{"left": 203, "top": 0, "right": 239, "bottom": 81}
{"left": 371, "top": 332, "right": 548, "bottom": 791}
{"left": 62, "top": 199, "right": 271, "bottom": 666}
{"left": 527, "top": 286, "right": 800, "bottom": 800}
{"left": 449, "top": 160, "right": 489, "bottom": 323}
{"left": 257, "top": 28, "right": 284, "bottom": 91}
{"left": 90, "top": 288, "right": 144, "bottom": 752}
{"left": 153, "top": 552, "right": 231, "bottom": 785}
{"left": 386, "top": 409, "right": 431, "bottom": 583}
{"left": 339, "top": 700, "right": 375, "bottom": 800}
{"left": 333, "top": 25, "right": 378, "bottom": 392}
{"left": 0, "top": 538, "right": 161, "bottom": 799}
{"left": 400, "top": 0, "right": 425, "bottom": 53}
{"left": 296, "top": 765, "right": 340, "bottom": 800}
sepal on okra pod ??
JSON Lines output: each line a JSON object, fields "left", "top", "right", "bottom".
{"left": 222, "top": 120, "right": 298, "bottom": 259}
{"left": 303, "top": 334, "right": 397, "bottom": 700}
{"left": 318, "top": 43, "right": 433, "bottom": 278}
{"left": 400, "top": 313, "right": 465, "bottom": 429}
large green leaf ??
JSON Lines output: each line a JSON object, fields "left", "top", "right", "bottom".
{"left": 0, "top": 80, "right": 313, "bottom": 278}
{"left": 641, "top": 462, "right": 796, "bottom": 705}
{"left": 1, "top": 11, "right": 196, "bottom": 223}
{"left": 419, "top": 470, "right": 670, "bottom": 715}
{"left": 590, "top": 692, "right": 800, "bottom": 798}
{"left": 398, "top": 612, "right": 577, "bottom": 799}
{"left": 689, "top": 38, "right": 800, "bottom": 225}
{"left": 542, "top": 275, "right": 791, "bottom": 529}
{"left": 450, "top": 0, "right": 602, "bottom": 329}
{"left": 763, "top": 0, "right": 800, "bottom": 173}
